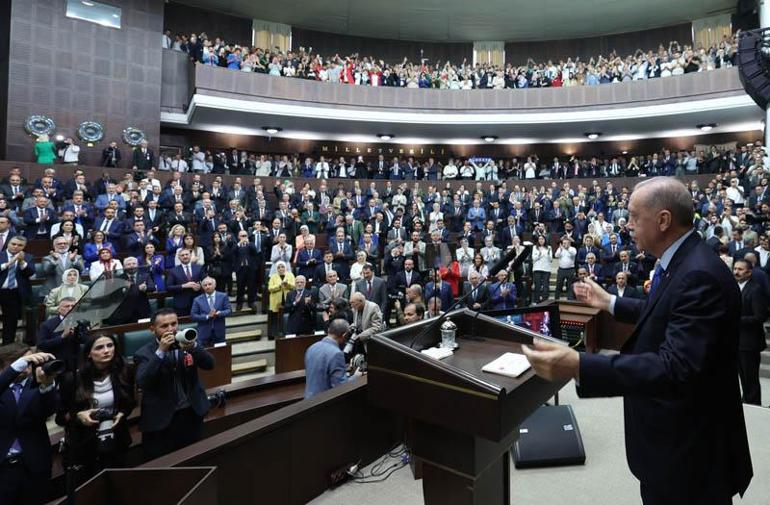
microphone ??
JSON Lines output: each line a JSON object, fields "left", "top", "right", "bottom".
{"left": 487, "top": 246, "right": 519, "bottom": 278}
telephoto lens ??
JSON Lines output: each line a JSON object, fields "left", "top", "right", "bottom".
{"left": 175, "top": 328, "right": 198, "bottom": 344}
{"left": 40, "top": 359, "right": 65, "bottom": 376}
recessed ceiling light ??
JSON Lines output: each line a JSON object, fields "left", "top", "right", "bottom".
{"left": 622, "top": 150, "right": 628, "bottom": 155}
{"left": 697, "top": 123, "right": 717, "bottom": 132}
{"left": 112, "top": 13, "right": 119, "bottom": 18}
{"left": 55, "top": 134, "right": 64, "bottom": 141}
{"left": 262, "top": 126, "right": 282, "bottom": 135}
{"left": 81, "top": 1, "right": 94, "bottom": 6}
{"left": 377, "top": 134, "right": 394, "bottom": 141}
{"left": 584, "top": 132, "right": 601, "bottom": 140}
{"left": 482, "top": 136, "right": 498, "bottom": 143}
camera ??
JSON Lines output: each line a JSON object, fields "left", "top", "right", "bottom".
{"left": 207, "top": 389, "right": 226, "bottom": 409}
{"left": 387, "top": 292, "right": 404, "bottom": 301}
{"left": 342, "top": 325, "right": 361, "bottom": 355}
{"left": 91, "top": 408, "right": 114, "bottom": 423}
{"left": 175, "top": 328, "right": 197, "bottom": 345}
{"left": 39, "top": 359, "right": 65, "bottom": 376}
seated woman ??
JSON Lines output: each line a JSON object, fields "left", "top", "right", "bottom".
{"left": 83, "top": 230, "right": 115, "bottom": 271}
{"left": 139, "top": 242, "right": 166, "bottom": 291}
{"left": 88, "top": 248, "right": 123, "bottom": 280}
{"left": 56, "top": 334, "right": 135, "bottom": 486}
{"left": 174, "top": 233, "right": 205, "bottom": 267}
{"left": 44, "top": 268, "right": 89, "bottom": 317}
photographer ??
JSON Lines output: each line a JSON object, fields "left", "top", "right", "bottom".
{"left": 304, "top": 319, "right": 362, "bottom": 399}
{"left": 56, "top": 334, "right": 135, "bottom": 485}
{"left": 322, "top": 298, "right": 354, "bottom": 330}
{"left": 134, "top": 309, "right": 214, "bottom": 459}
{"left": 0, "top": 345, "right": 58, "bottom": 505}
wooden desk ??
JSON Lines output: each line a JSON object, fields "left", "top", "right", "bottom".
{"left": 275, "top": 333, "right": 324, "bottom": 373}
{"left": 558, "top": 300, "right": 634, "bottom": 352}
{"left": 199, "top": 344, "right": 232, "bottom": 388}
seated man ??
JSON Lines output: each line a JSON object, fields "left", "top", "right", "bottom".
{"left": 283, "top": 275, "right": 316, "bottom": 335}
{"left": 191, "top": 277, "right": 232, "bottom": 347}
{"left": 607, "top": 271, "right": 642, "bottom": 299}
{"left": 318, "top": 270, "right": 349, "bottom": 310}
{"left": 304, "top": 319, "right": 361, "bottom": 399}
{"left": 403, "top": 302, "right": 426, "bottom": 324}
{"left": 36, "top": 297, "right": 78, "bottom": 372}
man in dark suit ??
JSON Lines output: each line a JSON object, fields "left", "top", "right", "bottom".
{"left": 354, "top": 264, "right": 388, "bottom": 310}
{"left": 92, "top": 207, "right": 124, "bottom": 243}
{"left": 463, "top": 270, "right": 490, "bottom": 310}
{"left": 22, "top": 197, "right": 57, "bottom": 239}
{"left": 606, "top": 271, "right": 642, "bottom": 299}
{"left": 705, "top": 226, "right": 723, "bottom": 253}
{"left": 164, "top": 202, "right": 192, "bottom": 232}
{"left": 165, "top": 249, "right": 203, "bottom": 316}
{"left": 733, "top": 258, "right": 767, "bottom": 406}
{"left": 425, "top": 269, "right": 453, "bottom": 311}
{"left": 35, "top": 298, "right": 78, "bottom": 372}
{"left": 0, "top": 345, "right": 59, "bottom": 505}
{"left": 612, "top": 251, "right": 639, "bottom": 287}
{"left": 296, "top": 237, "right": 323, "bottom": 281}
{"left": 122, "top": 220, "right": 158, "bottom": 257}
{"left": 131, "top": 140, "right": 155, "bottom": 171}
{"left": 134, "top": 309, "right": 214, "bottom": 460}
{"left": 328, "top": 228, "right": 353, "bottom": 282}
{"left": 107, "top": 257, "right": 156, "bottom": 325}
{"left": 232, "top": 231, "right": 259, "bottom": 312}
{"left": 191, "top": 277, "right": 232, "bottom": 347}
{"left": 393, "top": 258, "right": 422, "bottom": 297}
{"left": 0, "top": 237, "right": 35, "bottom": 345}
{"left": 283, "top": 275, "right": 316, "bottom": 335}
{"left": 523, "top": 178, "right": 752, "bottom": 505}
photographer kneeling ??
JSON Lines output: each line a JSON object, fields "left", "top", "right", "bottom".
{"left": 0, "top": 345, "right": 59, "bottom": 505}
{"left": 304, "top": 319, "right": 362, "bottom": 399}
{"left": 56, "top": 334, "right": 135, "bottom": 485}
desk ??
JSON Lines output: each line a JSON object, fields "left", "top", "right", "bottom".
{"left": 275, "top": 333, "right": 324, "bottom": 373}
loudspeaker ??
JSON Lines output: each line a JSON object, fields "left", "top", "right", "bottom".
{"left": 738, "top": 29, "right": 770, "bottom": 110}
{"left": 512, "top": 404, "right": 586, "bottom": 469}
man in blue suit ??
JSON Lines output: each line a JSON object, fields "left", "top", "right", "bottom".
{"left": 93, "top": 183, "right": 125, "bottom": 211}
{"left": 166, "top": 249, "right": 204, "bottom": 316}
{"left": 304, "top": 319, "right": 360, "bottom": 399}
{"left": 296, "top": 236, "right": 323, "bottom": 281}
{"left": 191, "top": 277, "right": 232, "bottom": 347}
{"left": 424, "top": 269, "right": 453, "bottom": 311}
{"left": 92, "top": 207, "right": 124, "bottom": 243}
{"left": 22, "top": 197, "right": 57, "bottom": 240}
{"left": 523, "top": 178, "right": 752, "bottom": 505}
{"left": 0, "top": 345, "right": 59, "bottom": 505}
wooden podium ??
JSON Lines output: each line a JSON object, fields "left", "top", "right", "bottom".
{"left": 367, "top": 309, "right": 567, "bottom": 505}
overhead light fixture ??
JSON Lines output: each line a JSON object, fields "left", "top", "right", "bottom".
{"left": 696, "top": 123, "right": 717, "bottom": 132}
{"left": 621, "top": 150, "right": 628, "bottom": 155}
{"left": 112, "top": 13, "right": 119, "bottom": 18}
{"left": 584, "top": 132, "right": 601, "bottom": 140}
{"left": 81, "top": 1, "right": 94, "bottom": 6}
{"left": 377, "top": 133, "right": 394, "bottom": 141}
{"left": 55, "top": 134, "right": 65, "bottom": 141}
{"left": 481, "top": 136, "right": 498, "bottom": 143}
{"left": 262, "top": 126, "right": 282, "bottom": 135}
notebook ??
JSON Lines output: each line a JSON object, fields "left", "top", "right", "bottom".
{"left": 481, "top": 352, "right": 531, "bottom": 378}
{"left": 420, "top": 347, "right": 454, "bottom": 360}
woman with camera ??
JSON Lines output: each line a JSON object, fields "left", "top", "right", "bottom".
{"left": 56, "top": 334, "right": 135, "bottom": 484}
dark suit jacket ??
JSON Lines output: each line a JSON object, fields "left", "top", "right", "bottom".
{"left": 739, "top": 278, "right": 768, "bottom": 352}
{"left": 0, "top": 251, "right": 35, "bottom": 301}
{"left": 22, "top": 207, "right": 58, "bottom": 238}
{"left": 134, "top": 341, "right": 214, "bottom": 432}
{"left": 92, "top": 217, "right": 124, "bottom": 242}
{"left": 578, "top": 233, "right": 752, "bottom": 500}
{"left": 394, "top": 270, "right": 422, "bottom": 293}
{"left": 296, "top": 248, "right": 323, "bottom": 279}
{"left": 132, "top": 148, "right": 155, "bottom": 171}
{"left": 425, "top": 281, "right": 453, "bottom": 311}
{"left": 166, "top": 264, "right": 204, "bottom": 313}
{"left": 354, "top": 277, "right": 388, "bottom": 308}
{"left": 607, "top": 285, "right": 642, "bottom": 299}
{"left": 37, "top": 315, "right": 80, "bottom": 371}
{"left": 462, "top": 281, "right": 490, "bottom": 309}
{"left": 107, "top": 270, "right": 155, "bottom": 325}
{"left": 283, "top": 288, "right": 316, "bottom": 335}
{"left": 0, "top": 366, "right": 59, "bottom": 475}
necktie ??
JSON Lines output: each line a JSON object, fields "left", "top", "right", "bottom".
{"left": 255, "top": 234, "right": 261, "bottom": 251}
{"left": 367, "top": 281, "right": 372, "bottom": 297}
{"left": 6, "top": 254, "right": 17, "bottom": 289}
{"left": 9, "top": 383, "right": 23, "bottom": 453}
{"left": 185, "top": 265, "right": 192, "bottom": 281}
{"left": 209, "top": 295, "right": 215, "bottom": 308}
{"left": 0, "top": 234, "right": 5, "bottom": 251}
{"left": 649, "top": 265, "right": 665, "bottom": 298}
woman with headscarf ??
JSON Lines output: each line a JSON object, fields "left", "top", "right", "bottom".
{"left": 44, "top": 268, "right": 89, "bottom": 316}
{"left": 267, "top": 261, "right": 295, "bottom": 337}
{"left": 88, "top": 248, "right": 123, "bottom": 281}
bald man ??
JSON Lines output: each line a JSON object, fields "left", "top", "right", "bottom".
{"left": 523, "top": 177, "right": 752, "bottom": 505}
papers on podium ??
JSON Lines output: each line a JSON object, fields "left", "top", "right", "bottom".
{"left": 421, "top": 346, "right": 454, "bottom": 360}
{"left": 482, "top": 352, "right": 531, "bottom": 378}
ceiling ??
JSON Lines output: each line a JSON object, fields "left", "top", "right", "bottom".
{"left": 178, "top": 0, "right": 735, "bottom": 42}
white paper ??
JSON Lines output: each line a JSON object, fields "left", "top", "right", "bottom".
{"left": 420, "top": 347, "right": 454, "bottom": 360}
{"left": 481, "top": 352, "right": 531, "bottom": 378}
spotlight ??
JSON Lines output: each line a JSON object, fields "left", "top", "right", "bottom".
{"left": 55, "top": 135, "right": 65, "bottom": 142}
{"left": 621, "top": 150, "right": 628, "bottom": 155}
{"left": 481, "top": 136, "right": 498, "bottom": 143}
{"left": 262, "top": 127, "right": 282, "bottom": 135}
{"left": 696, "top": 123, "right": 717, "bottom": 132}
{"left": 377, "top": 134, "right": 394, "bottom": 141}
{"left": 584, "top": 132, "right": 601, "bottom": 140}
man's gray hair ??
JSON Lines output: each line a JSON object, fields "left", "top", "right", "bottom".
{"left": 634, "top": 177, "right": 693, "bottom": 228}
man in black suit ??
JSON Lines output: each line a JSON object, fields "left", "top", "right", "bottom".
{"left": 164, "top": 202, "right": 192, "bottom": 232}
{"left": 524, "top": 178, "right": 752, "bottom": 505}
{"left": 733, "top": 258, "right": 767, "bottom": 405}
{"left": 0, "top": 345, "right": 59, "bottom": 505}
{"left": 232, "top": 231, "right": 259, "bottom": 312}
{"left": 612, "top": 251, "right": 639, "bottom": 287}
{"left": 283, "top": 275, "right": 316, "bottom": 335}
{"left": 393, "top": 258, "right": 422, "bottom": 298}
{"left": 705, "top": 225, "right": 723, "bottom": 253}
{"left": 0, "top": 237, "right": 35, "bottom": 345}
{"left": 606, "top": 271, "right": 642, "bottom": 299}
{"left": 134, "top": 309, "right": 214, "bottom": 460}
{"left": 36, "top": 298, "right": 78, "bottom": 372}
{"left": 131, "top": 140, "right": 155, "bottom": 171}
{"left": 463, "top": 270, "right": 489, "bottom": 310}
{"left": 106, "top": 257, "right": 156, "bottom": 325}
{"left": 166, "top": 250, "right": 203, "bottom": 316}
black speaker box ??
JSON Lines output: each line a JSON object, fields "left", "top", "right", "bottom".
{"left": 738, "top": 29, "right": 770, "bottom": 109}
{"left": 512, "top": 404, "right": 586, "bottom": 469}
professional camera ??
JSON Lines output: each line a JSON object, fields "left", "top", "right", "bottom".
{"left": 91, "top": 408, "right": 116, "bottom": 453}
{"left": 351, "top": 353, "right": 367, "bottom": 374}
{"left": 342, "top": 325, "right": 360, "bottom": 355}
{"left": 207, "top": 389, "right": 227, "bottom": 409}
{"left": 91, "top": 408, "right": 115, "bottom": 423}
{"left": 174, "top": 328, "right": 198, "bottom": 347}
{"left": 39, "top": 359, "right": 65, "bottom": 376}
{"left": 387, "top": 292, "right": 404, "bottom": 302}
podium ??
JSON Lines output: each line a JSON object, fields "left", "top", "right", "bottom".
{"left": 367, "top": 309, "right": 567, "bottom": 505}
